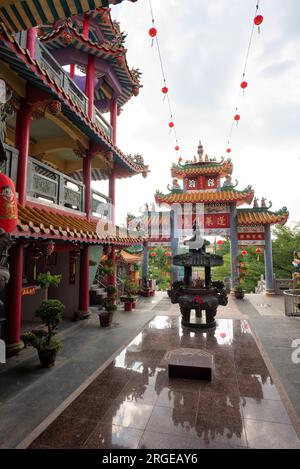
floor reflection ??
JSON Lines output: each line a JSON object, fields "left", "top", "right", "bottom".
{"left": 30, "top": 316, "right": 299, "bottom": 449}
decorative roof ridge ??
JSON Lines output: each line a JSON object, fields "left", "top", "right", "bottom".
{"left": 155, "top": 186, "right": 254, "bottom": 199}
{"left": 0, "top": 24, "right": 147, "bottom": 177}
{"left": 237, "top": 206, "right": 289, "bottom": 215}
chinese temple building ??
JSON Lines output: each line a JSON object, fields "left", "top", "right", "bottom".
{"left": 138, "top": 142, "right": 289, "bottom": 295}
{"left": 0, "top": 4, "right": 148, "bottom": 354}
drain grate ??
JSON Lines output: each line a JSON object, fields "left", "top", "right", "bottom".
{"left": 257, "top": 303, "right": 271, "bottom": 308}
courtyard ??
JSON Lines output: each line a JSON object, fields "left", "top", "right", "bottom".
{"left": 0, "top": 292, "right": 299, "bottom": 450}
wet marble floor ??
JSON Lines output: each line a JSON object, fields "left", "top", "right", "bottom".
{"left": 30, "top": 316, "right": 300, "bottom": 449}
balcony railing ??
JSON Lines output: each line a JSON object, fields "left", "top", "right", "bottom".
{"left": 13, "top": 31, "right": 113, "bottom": 140}
{"left": 2, "top": 144, "right": 111, "bottom": 220}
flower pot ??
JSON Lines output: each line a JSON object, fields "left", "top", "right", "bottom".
{"left": 235, "top": 291, "right": 245, "bottom": 300}
{"left": 124, "top": 302, "right": 133, "bottom": 312}
{"left": 38, "top": 348, "right": 58, "bottom": 368}
{"left": 99, "top": 311, "right": 113, "bottom": 327}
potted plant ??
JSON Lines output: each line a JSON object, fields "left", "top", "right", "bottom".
{"left": 105, "top": 285, "right": 117, "bottom": 298}
{"left": 99, "top": 301, "right": 117, "bottom": 327}
{"left": 21, "top": 299, "right": 65, "bottom": 368}
{"left": 234, "top": 285, "right": 245, "bottom": 299}
{"left": 37, "top": 271, "right": 62, "bottom": 300}
{"left": 120, "top": 280, "right": 138, "bottom": 311}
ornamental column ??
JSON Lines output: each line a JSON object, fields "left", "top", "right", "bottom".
{"left": 78, "top": 244, "right": 90, "bottom": 318}
{"left": 264, "top": 224, "right": 275, "bottom": 295}
{"left": 84, "top": 14, "right": 95, "bottom": 120}
{"left": 15, "top": 92, "right": 32, "bottom": 206}
{"left": 230, "top": 203, "right": 239, "bottom": 291}
{"left": 83, "top": 153, "right": 92, "bottom": 220}
{"left": 170, "top": 209, "right": 179, "bottom": 283}
{"left": 108, "top": 100, "right": 117, "bottom": 287}
{"left": 142, "top": 241, "right": 149, "bottom": 283}
{"left": 5, "top": 243, "right": 24, "bottom": 355}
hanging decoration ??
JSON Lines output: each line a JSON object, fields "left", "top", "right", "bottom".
{"left": 255, "top": 247, "right": 262, "bottom": 261}
{"left": 225, "top": 0, "right": 263, "bottom": 154}
{"left": 241, "top": 250, "right": 248, "bottom": 256}
{"left": 148, "top": 0, "right": 182, "bottom": 159}
{"left": 0, "top": 172, "right": 18, "bottom": 233}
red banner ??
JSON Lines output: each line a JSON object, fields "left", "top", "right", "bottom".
{"left": 238, "top": 232, "right": 265, "bottom": 241}
{"left": 178, "top": 213, "right": 230, "bottom": 229}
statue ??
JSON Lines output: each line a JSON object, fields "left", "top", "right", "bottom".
{"left": 0, "top": 83, "right": 13, "bottom": 162}
{"left": 167, "top": 179, "right": 182, "bottom": 194}
{"left": 253, "top": 197, "right": 259, "bottom": 208}
{"left": 222, "top": 175, "right": 238, "bottom": 189}
{"left": 204, "top": 153, "right": 209, "bottom": 162}
{"left": 197, "top": 140, "right": 204, "bottom": 161}
{"left": 261, "top": 197, "right": 267, "bottom": 208}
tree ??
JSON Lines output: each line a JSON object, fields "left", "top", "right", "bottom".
{"left": 272, "top": 223, "right": 300, "bottom": 278}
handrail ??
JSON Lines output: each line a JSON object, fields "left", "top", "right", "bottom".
{"left": 36, "top": 40, "right": 113, "bottom": 139}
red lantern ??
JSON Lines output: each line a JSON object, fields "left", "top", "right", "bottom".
{"left": 61, "top": 30, "right": 73, "bottom": 46}
{"left": 220, "top": 332, "right": 226, "bottom": 339}
{"left": 116, "top": 55, "right": 125, "bottom": 66}
{"left": 226, "top": 148, "right": 231, "bottom": 153}
{"left": 132, "top": 86, "right": 139, "bottom": 96}
{"left": 256, "top": 247, "right": 262, "bottom": 261}
{"left": 168, "top": 121, "right": 174, "bottom": 128}
{"left": 254, "top": 15, "right": 263, "bottom": 26}
{"left": 241, "top": 81, "right": 248, "bottom": 89}
{"left": 165, "top": 251, "right": 171, "bottom": 257}
{"left": 241, "top": 250, "right": 247, "bottom": 256}
{"left": 234, "top": 114, "right": 240, "bottom": 122}
{"left": 149, "top": 27, "right": 157, "bottom": 38}
{"left": 150, "top": 251, "right": 156, "bottom": 257}
{"left": 0, "top": 173, "right": 18, "bottom": 233}
{"left": 178, "top": 157, "right": 182, "bottom": 162}
{"left": 41, "top": 240, "right": 55, "bottom": 257}
{"left": 48, "top": 99, "right": 61, "bottom": 116}
{"left": 105, "top": 151, "right": 113, "bottom": 161}
{"left": 162, "top": 86, "right": 168, "bottom": 94}
{"left": 217, "top": 239, "right": 224, "bottom": 246}
{"left": 175, "top": 145, "right": 179, "bottom": 151}
{"left": 102, "top": 12, "right": 110, "bottom": 23}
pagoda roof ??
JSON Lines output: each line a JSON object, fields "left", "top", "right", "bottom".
{"left": 171, "top": 158, "right": 233, "bottom": 179}
{"left": 89, "top": 7, "right": 122, "bottom": 43}
{"left": 237, "top": 207, "right": 289, "bottom": 226}
{"left": 40, "top": 20, "right": 141, "bottom": 108}
{"left": 0, "top": 1, "right": 137, "bottom": 33}
{"left": 155, "top": 188, "right": 254, "bottom": 206}
{"left": 117, "top": 250, "right": 143, "bottom": 264}
{"left": 15, "top": 203, "right": 144, "bottom": 246}
{"left": 0, "top": 25, "right": 148, "bottom": 179}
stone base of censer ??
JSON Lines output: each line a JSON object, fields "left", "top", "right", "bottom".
{"left": 164, "top": 348, "right": 214, "bottom": 381}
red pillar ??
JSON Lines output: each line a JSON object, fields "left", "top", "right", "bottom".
{"left": 26, "top": 27, "right": 37, "bottom": 59}
{"left": 83, "top": 154, "right": 91, "bottom": 219}
{"left": 70, "top": 64, "right": 75, "bottom": 79}
{"left": 85, "top": 55, "right": 95, "bottom": 120}
{"left": 15, "top": 96, "right": 31, "bottom": 206}
{"left": 79, "top": 245, "right": 90, "bottom": 317}
{"left": 83, "top": 13, "right": 89, "bottom": 39}
{"left": 5, "top": 243, "right": 24, "bottom": 354}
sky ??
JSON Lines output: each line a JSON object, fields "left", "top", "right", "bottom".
{"left": 93, "top": 0, "right": 300, "bottom": 227}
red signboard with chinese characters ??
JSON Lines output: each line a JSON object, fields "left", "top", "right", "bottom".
{"left": 185, "top": 176, "right": 219, "bottom": 191}
{"left": 238, "top": 232, "right": 265, "bottom": 241}
{"left": 178, "top": 213, "right": 230, "bottom": 229}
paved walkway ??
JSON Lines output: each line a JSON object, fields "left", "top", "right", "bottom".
{"left": 1, "top": 291, "right": 300, "bottom": 448}
{"left": 0, "top": 292, "right": 166, "bottom": 449}
{"left": 235, "top": 294, "right": 300, "bottom": 431}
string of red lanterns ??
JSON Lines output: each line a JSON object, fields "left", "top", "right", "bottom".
{"left": 225, "top": 1, "right": 263, "bottom": 155}
{"left": 148, "top": 0, "right": 182, "bottom": 159}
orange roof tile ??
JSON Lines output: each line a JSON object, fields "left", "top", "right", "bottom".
{"left": 171, "top": 159, "right": 233, "bottom": 178}
{"left": 15, "top": 205, "right": 143, "bottom": 245}
{"left": 237, "top": 209, "right": 289, "bottom": 226}
{"left": 155, "top": 190, "right": 254, "bottom": 206}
